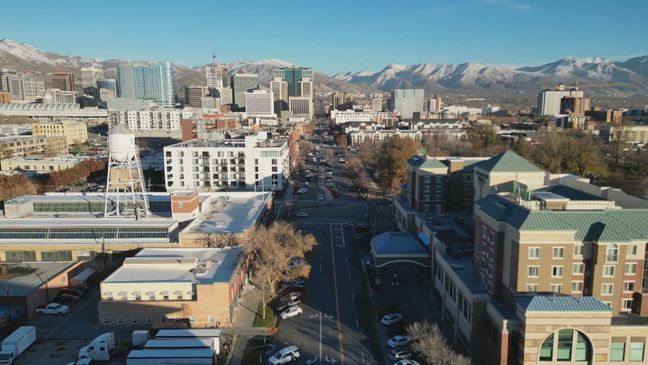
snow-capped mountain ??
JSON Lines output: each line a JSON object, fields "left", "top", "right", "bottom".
{"left": 335, "top": 56, "right": 648, "bottom": 96}
{"left": 0, "top": 38, "right": 369, "bottom": 94}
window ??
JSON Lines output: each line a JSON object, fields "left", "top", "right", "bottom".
{"left": 526, "top": 284, "right": 538, "bottom": 293}
{"left": 103, "top": 319, "right": 110, "bottom": 325}
{"left": 601, "top": 283, "right": 614, "bottom": 296}
{"left": 539, "top": 329, "right": 591, "bottom": 363}
{"left": 553, "top": 247, "right": 564, "bottom": 259}
{"left": 606, "top": 244, "right": 619, "bottom": 262}
{"left": 528, "top": 265, "right": 539, "bottom": 278}
{"left": 630, "top": 245, "right": 639, "bottom": 256}
{"left": 145, "top": 317, "right": 153, "bottom": 324}
{"left": 573, "top": 263, "right": 584, "bottom": 275}
{"left": 625, "top": 263, "right": 637, "bottom": 275}
{"left": 610, "top": 338, "right": 626, "bottom": 361}
{"left": 571, "top": 281, "right": 583, "bottom": 293}
{"left": 550, "top": 284, "right": 562, "bottom": 293}
{"left": 623, "top": 299, "right": 633, "bottom": 311}
{"left": 539, "top": 333, "right": 554, "bottom": 361}
{"left": 630, "top": 340, "right": 645, "bottom": 362}
{"left": 557, "top": 329, "right": 573, "bottom": 361}
{"left": 132, "top": 319, "right": 138, "bottom": 325}
{"left": 573, "top": 244, "right": 583, "bottom": 256}
{"left": 552, "top": 265, "right": 563, "bottom": 278}
{"left": 618, "top": 275, "right": 631, "bottom": 288}
{"left": 603, "top": 265, "right": 616, "bottom": 278}
{"left": 528, "top": 247, "right": 540, "bottom": 259}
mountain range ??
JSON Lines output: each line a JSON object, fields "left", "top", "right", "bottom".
{"left": 1, "top": 38, "right": 647, "bottom": 104}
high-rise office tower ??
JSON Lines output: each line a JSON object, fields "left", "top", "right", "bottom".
{"left": 185, "top": 85, "right": 209, "bottom": 108}
{"left": 0, "top": 70, "right": 45, "bottom": 101}
{"left": 81, "top": 67, "right": 104, "bottom": 88}
{"left": 117, "top": 62, "right": 174, "bottom": 107}
{"left": 289, "top": 96, "right": 313, "bottom": 117}
{"left": 212, "top": 86, "right": 233, "bottom": 106}
{"left": 51, "top": 71, "right": 75, "bottom": 92}
{"left": 245, "top": 90, "right": 274, "bottom": 116}
{"left": 270, "top": 77, "right": 289, "bottom": 111}
{"left": 274, "top": 67, "right": 313, "bottom": 98}
{"left": 370, "top": 93, "right": 383, "bottom": 112}
{"left": 231, "top": 74, "right": 258, "bottom": 110}
{"left": 206, "top": 64, "right": 227, "bottom": 88}
{"left": 97, "top": 79, "right": 118, "bottom": 95}
{"left": 332, "top": 91, "right": 353, "bottom": 111}
{"left": 390, "top": 89, "right": 424, "bottom": 119}
{"left": 298, "top": 79, "right": 313, "bottom": 98}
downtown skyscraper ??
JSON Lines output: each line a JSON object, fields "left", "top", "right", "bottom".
{"left": 118, "top": 62, "right": 174, "bottom": 107}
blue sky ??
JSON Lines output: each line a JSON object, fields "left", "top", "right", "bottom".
{"left": 2, "top": 0, "right": 646, "bottom": 74}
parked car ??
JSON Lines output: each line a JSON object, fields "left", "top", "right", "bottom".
{"left": 387, "top": 335, "right": 410, "bottom": 348}
{"left": 287, "top": 256, "right": 305, "bottom": 269}
{"left": 275, "top": 299, "right": 301, "bottom": 312}
{"left": 318, "top": 194, "right": 325, "bottom": 200}
{"left": 381, "top": 313, "right": 403, "bottom": 326}
{"left": 295, "top": 212, "right": 308, "bottom": 217}
{"left": 54, "top": 294, "right": 80, "bottom": 304}
{"left": 393, "top": 360, "right": 419, "bottom": 365}
{"left": 297, "top": 188, "right": 308, "bottom": 194}
{"left": 389, "top": 349, "right": 412, "bottom": 360}
{"left": 280, "top": 306, "right": 303, "bottom": 320}
{"left": 281, "top": 292, "right": 302, "bottom": 302}
{"left": 34, "top": 303, "right": 70, "bottom": 315}
{"left": 60, "top": 288, "right": 84, "bottom": 297}
{"left": 268, "top": 345, "right": 300, "bottom": 365}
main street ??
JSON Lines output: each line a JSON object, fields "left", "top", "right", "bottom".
{"left": 274, "top": 138, "right": 381, "bottom": 365}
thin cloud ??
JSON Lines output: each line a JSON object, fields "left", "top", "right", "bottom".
{"left": 480, "top": 0, "right": 533, "bottom": 12}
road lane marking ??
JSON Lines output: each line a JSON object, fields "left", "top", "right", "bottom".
{"left": 345, "top": 257, "right": 348, "bottom": 264}
{"left": 319, "top": 310, "right": 322, "bottom": 363}
{"left": 339, "top": 224, "right": 346, "bottom": 248}
{"left": 348, "top": 272, "right": 351, "bottom": 280}
{"left": 329, "top": 224, "right": 345, "bottom": 365}
{"left": 355, "top": 318, "right": 359, "bottom": 329}
{"left": 351, "top": 293, "right": 355, "bottom": 302}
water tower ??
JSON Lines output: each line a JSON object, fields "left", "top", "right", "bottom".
{"left": 104, "top": 124, "right": 150, "bottom": 218}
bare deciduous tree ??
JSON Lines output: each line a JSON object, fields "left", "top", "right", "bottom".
{"left": 203, "top": 232, "right": 238, "bottom": 248}
{"left": 406, "top": 320, "right": 469, "bottom": 365}
{"left": 240, "top": 221, "right": 317, "bottom": 317}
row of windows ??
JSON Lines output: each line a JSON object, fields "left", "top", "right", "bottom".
{"left": 102, "top": 315, "right": 217, "bottom": 325}
{"left": 529, "top": 244, "right": 638, "bottom": 261}
{"left": 610, "top": 338, "right": 645, "bottom": 362}
{"left": 435, "top": 261, "right": 472, "bottom": 323}
{"left": 526, "top": 263, "right": 636, "bottom": 278}
{"left": 102, "top": 290, "right": 194, "bottom": 301}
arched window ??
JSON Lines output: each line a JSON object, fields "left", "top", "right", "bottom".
{"left": 606, "top": 244, "right": 619, "bottom": 263}
{"left": 539, "top": 329, "right": 592, "bottom": 363}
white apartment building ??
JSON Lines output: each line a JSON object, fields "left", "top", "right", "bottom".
{"left": 163, "top": 132, "right": 289, "bottom": 192}
{"left": 441, "top": 105, "right": 482, "bottom": 118}
{"left": 111, "top": 109, "right": 196, "bottom": 132}
{"left": 244, "top": 90, "right": 274, "bottom": 116}
{"left": 330, "top": 110, "right": 395, "bottom": 124}
{"left": 348, "top": 128, "right": 465, "bottom": 146}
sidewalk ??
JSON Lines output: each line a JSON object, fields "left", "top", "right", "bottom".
{"left": 227, "top": 288, "right": 268, "bottom": 365}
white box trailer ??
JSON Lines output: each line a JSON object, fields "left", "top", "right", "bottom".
{"left": 126, "top": 348, "right": 214, "bottom": 365}
{"left": 154, "top": 329, "right": 221, "bottom": 354}
{"left": 145, "top": 339, "right": 215, "bottom": 350}
{"left": 0, "top": 326, "right": 36, "bottom": 364}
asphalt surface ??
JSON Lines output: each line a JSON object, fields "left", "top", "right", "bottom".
{"left": 275, "top": 141, "right": 381, "bottom": 365}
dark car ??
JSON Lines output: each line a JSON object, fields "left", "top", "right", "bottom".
{"left": 54, "top": 293, "right": 80, "bottom": 304}
{"left": 72, "top": 284, "right": 91, "bottom": 292}
{"left": 61, "top": 288, "right": 84, "bottom": 297}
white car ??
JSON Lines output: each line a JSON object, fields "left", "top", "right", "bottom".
{"left": 288, "top": 256, "right": 305, "bottom": 269}
{"left": 35, "top": 303, "right": 70, "bottom": 315}
{"left": 318, "top": 194, "right": 325, "bottom": 200}
{"left": 393, "top": 360, "right": 419, "bottom": 365}
{"left": 297, "top": 188, "right": 308, "bottom": 194}
{"left": 268, "top": 345, "right": 300, "bottom": 364}
{"left": 296, "top": 212, "right": 308, "bottom": 217}
{"left": 381, "top": 313, "right": 403, "bottom": 325}
{"left": 387, "top": 335, "right": 410, "bottom": 348}
{"left": 280, "top": 305, "right": 303, "bottom": 319}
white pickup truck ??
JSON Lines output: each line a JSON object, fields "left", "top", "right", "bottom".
{"left": 34, "top": 303, "right": 70, "bottom": 315}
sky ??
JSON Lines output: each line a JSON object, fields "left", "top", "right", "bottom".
{"left": 1, "top": 0, "right": 647, "bottom": 74}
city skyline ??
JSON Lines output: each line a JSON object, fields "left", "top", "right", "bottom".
{"left": 1, "top": 0, "right": 646, "bottom": 74}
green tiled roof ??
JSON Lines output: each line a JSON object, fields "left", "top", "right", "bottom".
{"left": 474, "top": 150, "right": 543, "bottom": 173}
{"left": 476, "top": 195, "right": 648, "bottom": 243}
{"left": 517, "top": 295, "right": 612, "bottom": 313}
{"left": 419, "top": 158, "right": 447, "bottom": 170}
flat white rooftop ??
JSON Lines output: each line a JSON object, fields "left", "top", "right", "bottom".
{"left": 103, "top": 247, "right": 244, "bottom": 284}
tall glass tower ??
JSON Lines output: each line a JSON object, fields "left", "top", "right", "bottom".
{"left": 118, "top": 62, "right": 174, "bottom": 107}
